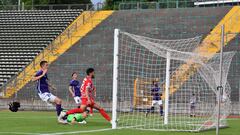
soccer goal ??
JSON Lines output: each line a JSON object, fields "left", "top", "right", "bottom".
{"left": 112, "top": 29, "right": 235, "bottom": 131}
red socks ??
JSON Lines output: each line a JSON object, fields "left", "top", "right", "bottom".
{"left": 66, "top": 108, "right": 84, "bottom": 115}
{"left": 90, "top": 107, "right": 93, "bottom": 115}
{"left": 99, "top": 108, "right": 111, "bottom": 121}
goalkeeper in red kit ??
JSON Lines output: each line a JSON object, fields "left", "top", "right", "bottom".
{"left": 59, "top": 68, "right": 111, "bottom": 123}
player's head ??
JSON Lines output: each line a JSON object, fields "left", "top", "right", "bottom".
{"left": 72, "top": 72, "right": 78, "bottom": 80}
{"left": 40, "top": 61, "right": 48, "bottom": 70}
{"left": 152, "top": 81, "right": 158, "bottom": 87}
{"left": 192, "top": 93, "right": 195, "bottom": 96}
{"left": 86, "top": 68, "right": 95, "bottom": 78}
{"left": 152, "top": 81, "right": 155, "bottom": 85}
{"left": 82, "top": 111, "right": 89, "bottom": 118}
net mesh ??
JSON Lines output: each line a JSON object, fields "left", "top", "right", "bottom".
{"left": 116, "top": 30, "right": 235, "bottom": 131}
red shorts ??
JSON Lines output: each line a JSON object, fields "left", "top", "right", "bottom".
{"left": 81, "top": 98, "right": 95, "bottom": 107}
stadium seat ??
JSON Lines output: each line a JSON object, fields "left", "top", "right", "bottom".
{"left": 0, "top": 9, "right": 82, "bottom": 87}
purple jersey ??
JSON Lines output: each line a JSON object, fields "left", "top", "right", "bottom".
{"left": 35, "top": 70, "right": 49, "bottom": 93}
{"left": 151, "top": 86, "right": 161, "bottom": 101}
{"left": 69, "top": 80, "right": 81, "bottom": 97}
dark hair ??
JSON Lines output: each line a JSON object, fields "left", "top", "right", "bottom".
{"left": 152, "top": 81, "right": 155, "bottom": 85}
{"left": 40, "top": 61, "right": 48, "bottom": 67}
{"left": 86, "top": 68, "right": 94, "bottom": 75}
{"left": 72, "top": 72, "right": 77, "bottom": 77}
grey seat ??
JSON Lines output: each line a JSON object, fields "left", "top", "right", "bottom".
{"left": 0, "top": 9, "right": 82, "bottom": 87}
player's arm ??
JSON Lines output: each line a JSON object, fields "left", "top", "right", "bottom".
{"left": 48, "top": 81, "right": 57, "bottom": 91}
{"left": 32, "top": 69, "right": 47, "bottom": 81}
{"left": 151, "top": 88, "right": 154, "bottom": 96}
{"left": 159, "top": 88, "right": 162, "bottom": 97}
{"left": 71, "top": 118, "right": 77, "bottom": 125}
{"left": 68, "top": 86, "right": 75, "bottom": 97}
{"left": 86, "top": 86, "right": 91, "bottom": 104}
{"left": 93, "top": 86, "right": 96, "bottom": 97}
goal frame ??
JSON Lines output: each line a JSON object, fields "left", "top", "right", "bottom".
{"left": 112, "top": 28, "right": 227, "bottom": 134}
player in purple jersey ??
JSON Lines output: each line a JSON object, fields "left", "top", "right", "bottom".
{"left": 69, "top": 72, "right": 82, "bottom": 108}
{"left": 146, "top": 81, "right": 163, "bottom": 117}
{"left": 32, "top": 61, "right": 64, "bottom": 123}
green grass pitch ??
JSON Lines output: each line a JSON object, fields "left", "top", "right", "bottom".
{"left": 0, "top": 110, "right": 239, "bottom": 135}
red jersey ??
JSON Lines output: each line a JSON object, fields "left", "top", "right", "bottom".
{"left": 80, "top": 76, "right": 94, "bottom": 99}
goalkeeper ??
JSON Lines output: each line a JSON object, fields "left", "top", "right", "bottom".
{"left": 60, "top": 110, "right": 88, "bottom": 125}
{"left": 146, "top": 81, "right": 163, "bottom": 117}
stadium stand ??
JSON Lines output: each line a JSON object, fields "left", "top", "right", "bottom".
{"left": 0, "top": 9, "right": 82, "bottom": 87}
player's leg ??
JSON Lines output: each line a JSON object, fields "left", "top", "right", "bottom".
{"left": 53, "top": 97, "right": 62, "bottom": 116}
{"left": 150, "top": 100, "right": 156, "bottom": 113}
{"left": 190, "top": 103, "right": 194, "bottom": 117}
{"left": 66, "top": 98, "right": 88, "bottom": 115}
{"left": 74, "top": 96, "right": 81, "bottom": 108}
{"left": 44, "top": 93, "right": 62, "bottom": 116}
{"left": 192, "top": 103, "right": 196, "bottom": 117}
{"left": 92, "top": 102, "right": 111, "bottom": 122}
{"left": 158, "top": 100, "right": 163, "bottom": 116}
{"left": 89, "top": 107, "right": 93, "bottom": 116}
{"left": 145, "top": 100, "right": 155, "bottom": 117}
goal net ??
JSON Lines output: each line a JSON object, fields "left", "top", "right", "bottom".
{"left": 112, "top": 29, "right": 235, "bottom": 131}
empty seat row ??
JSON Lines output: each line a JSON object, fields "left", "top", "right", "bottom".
{"left": 0, "top": 35, "right": 57, "bottom": 38}
{"left": 0, "top": 41, "right": 51, "bottom": 44}
{"left": 0, "top": 46, "right": 44, "bottom": 49}
{"left": 0, "top": 9, "right": 82, "bottom": 88}
{"left": 0, "top": 49, "right": 40, "bottom": 52}
{"left": 0, "top": 16, "right": 76, "bottom": 19}
{"left": 0, "top": 43, "right": 47, "bottom": 46}
{"left": 0, "top": 59, "right": 32, "bottom": 63}
{"left": 0, "top": 11, "right": 81, "bottom": 14}
{"left": 0, "top": 19, "right": 73, "bottom": 23}
{"left": 0, "top": 29, "right": 62, "bottom": 33}
{"left": 0, "top": 55, "right": 35, "bottom": 58}
{"left": 0, "top": 75, "right": 12, "bottom": 79}
{"left": 0, "top": 10, "right": 81, "bottom": 13}
{"left": 0, "top": 68, "right": 22, "bottom": 72}
{"left": 0, "top": 21, "right": 70, "bottom": 25}
{"left": 0, "top": 37, "right": 54, "bottom": 41}
{"left": 0, "top": 65, "right": 25, "bottom": 68}
{"left": 0, "top": 34, "right": 57, "bottom": 37}
{"left": 0, "top": 61, "right": 30, "bottom": 65}
{"left": 0, "top": 24, "right": 67, "bottom": 31}
{"left": 0, "top": 72, "right": 18, "bottom": 75}
{"left": 0, "top": 33, "right": 59, "bottom": 36}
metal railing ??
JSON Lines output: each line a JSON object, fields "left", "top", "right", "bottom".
{"left": 0, "top": 6, "right": 97, "bottom": 98}
{"left": 117, "top": 1, "right": 240, "bottom": 10}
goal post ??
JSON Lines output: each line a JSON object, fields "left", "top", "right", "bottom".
{"left": 112, "top": 28, "right": 235, "bottom": 131}
{"left": 112, "top": 29, "right": 119, "bottom": 129}
{"left": 164, "top": 51, "right": 171, "bottom": 125}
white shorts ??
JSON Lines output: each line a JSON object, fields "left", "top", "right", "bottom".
{"left": 221, "top": 94, "right": 227, "bottom": 102}
{"left": 38, "top": 92, "right": 56, "bottom": 103}
{"left": 74, "top": 96, "right": 81, "bottom": 104}
{"left": 152, "top": 100, "right": 163, "bottom": 106}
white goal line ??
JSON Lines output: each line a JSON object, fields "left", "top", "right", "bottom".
{"left": 0, "top": 128, "right": 113, "bottom": 135}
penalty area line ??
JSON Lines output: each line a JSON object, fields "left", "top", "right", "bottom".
{"left": 40, "top": 128, "right": 113, "bottom": 135}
